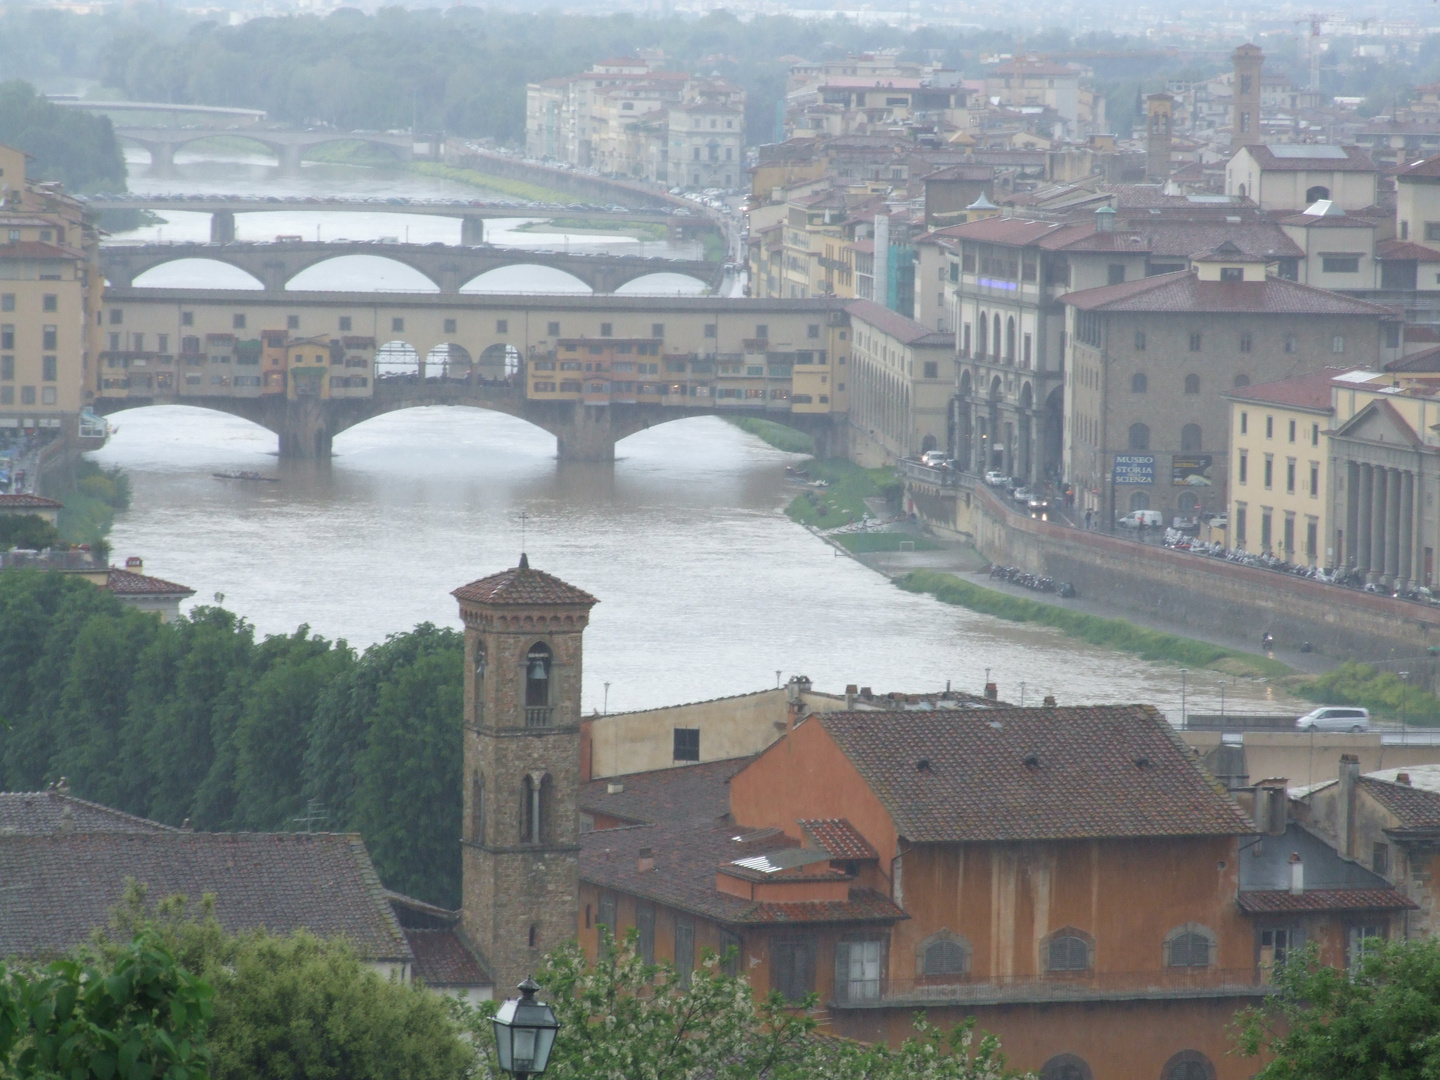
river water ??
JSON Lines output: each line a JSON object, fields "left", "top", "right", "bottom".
{"left": 93, "top": 152, "right": 1278, "bottom": 717}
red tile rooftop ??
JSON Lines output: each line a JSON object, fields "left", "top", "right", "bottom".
{"left": 452, "top": 554, "right": 598, "bottom": 608}
{"left": 1221, "top": 367, "right": 1366, "bottom": 411}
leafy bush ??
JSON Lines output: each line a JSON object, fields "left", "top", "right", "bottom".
{"left": 726, "top": 416, "right": 815, "bottom": 454}
{"left": 1292, "top": 660, "right": 1440, "bottom": 725}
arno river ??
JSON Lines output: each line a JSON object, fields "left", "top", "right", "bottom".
{"left": 93, "top": 152, "right": 1278, "bottom": 717}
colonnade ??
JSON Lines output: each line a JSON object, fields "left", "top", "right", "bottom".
{"left": 1345, "top": 461, "right": 1420, "bottom": 587}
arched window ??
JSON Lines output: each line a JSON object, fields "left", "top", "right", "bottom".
{"left": 1131, "top": 372, "right": 1147, "bottom": 393}
{"left": 525, "top": 641, "right": 552, "bottom": 722}
{"left": 1162, "top": 1051, "right": 1216, "bottom": 1080}
{"left": 962, "top": 323, "right": 971, "bottom": 357}
{"left": 1184, "top": 373, "right": 1200, "bottom": 395}
{"left": 473, "top": 640, "right": 487, "bottom": 719}
{"left": 1129, "top": 491, "right": 1151, "bottom": 512}
{"left": 521, "top": 773, "right": 551, "bottom": 845}
{"left": 1006, "top": 316, "right": 1016, "bottom": 363}
{"left": 977, "top": 312, "right": 988, "bottom": 357}
{"left": 1233, "top": 374, "right": 1251, "bottom": 388}
{"left": 918, "top": 933, "right": 971, "bottom": 977}
{"left": 1040, "top": 1054, "right": 1093, "bottom": 1080}
{"left": 1129, "top": 423, "right": 1150, "bottom": 451}
{"left": 1165, "top": 925, "right": 1215, "bottom": 968}
{"left": 992, "top": 313, "right": 1002, "bottom": 359}
{"left": 1305, "top": 184, "right": 1330, "bottom": 204}
{"left": 1181, "top": 423, "right": 1202, "bottom": 452}
{"left": 1046, "top": 931, "right": 1092, "bottom": 971}
{"left": 471, "top": 771, "right": 486, "bottom": 843}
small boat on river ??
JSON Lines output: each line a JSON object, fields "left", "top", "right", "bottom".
{"left": 213, "top": 471, "right": 279, "bottom": 483}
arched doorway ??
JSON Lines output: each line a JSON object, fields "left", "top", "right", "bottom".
{"left": 987, "top": 376, "right": 1003, "bottom": 471}
{"left": 1129, "top": 490, "right": 1151, "bottom": 512}
{"left": 958, "top": 369, "right": 974, "bottom": 469}
{"left": 1042, "top": 385, "right": 1064, "bottom": 481}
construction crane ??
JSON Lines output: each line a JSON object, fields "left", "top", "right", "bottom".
{"left": 1295, "top": 13, "right": 1327, "bottom": 94}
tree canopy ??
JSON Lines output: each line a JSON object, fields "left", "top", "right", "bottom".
{"left": 1234, "top": 938, "right": 1440, "bottom": 1080}
{"left": 0, "top": 80, "right": 126, "bottom": 191}
{"left": 0, "top": 570, "right": 464, "bottom": 906}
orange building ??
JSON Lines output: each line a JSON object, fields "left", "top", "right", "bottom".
{"left": 579, "top": 704, "right": 1416, "bottom": 1080}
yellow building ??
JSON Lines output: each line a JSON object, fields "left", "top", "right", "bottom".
{"left": 1225, "top": 368, "right": 1358, "bottom": 564}
{"left": 1, "top": 142, "right": 103, "bottom": 434}
{"left": 285, "top": 335, "right": 338, "bottom": 400}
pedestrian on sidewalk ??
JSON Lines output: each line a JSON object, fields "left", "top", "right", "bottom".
{"left": 1084, "top": 507, "right": 1093, "bottom": 530}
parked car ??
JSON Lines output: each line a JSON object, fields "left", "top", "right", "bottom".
{"left": 1012, "top": 486, "right": 1033, "bottom": 503}
{"left": 984, "top": 471, "right": 1010, "bottom": 486}
{"left": 1118, "top": 510, "right": 1164, "bottom": 529}
{"left": 1295, "top": 707, "right": 1371, "bottom": 733}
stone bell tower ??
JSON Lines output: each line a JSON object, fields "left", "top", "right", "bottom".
{"left": 453, "top": 555, "right": 598, "bottom": 990}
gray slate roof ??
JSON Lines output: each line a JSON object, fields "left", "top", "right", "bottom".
{"left": 0, "top": 791, "right": 177, "bottom": 835}
{"left": 0, "top": 832, "right": 411, "bottom": 962}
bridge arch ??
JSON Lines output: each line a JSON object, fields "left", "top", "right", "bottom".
{"left": 127, "top": 258, "right": 265, "bottom": 290}
{"left": 285, "top": 254, "right": 441, "bottom": 293}
{"left": 460, "top": 266, "right": 593, "bottom": 294}
{"left": 613, "top": 272, "right": 710, "bottom": 296}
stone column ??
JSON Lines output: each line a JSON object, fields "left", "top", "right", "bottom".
{"left": 1370, "top": 464, "right": 1387, "bottom": 583}
{"left": 1356, "top": 464, "right": 1373, "bottom": 574}
{"left": 1346, "top": 461, "right": 1360, "bottom": 568}
{"left": 1401, "top": 470, "right": 1416, "bottom": 589}
{"left": 1387, "top": 467, "right": 1403, "bottom": 586}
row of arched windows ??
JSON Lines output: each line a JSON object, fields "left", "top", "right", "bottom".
{"left": 1041, "top": 1050, "right": 1215, "bottom": 1080}
{"left": 973, "top": 310, "right": 1018, "bottom": 364}
{"left": 1127, "top": 423, "right": 1203, "bottom": 452}
{"left": 472, "top": 639, "right": 554, "bottom": 725}
{"left": 1129, "top": 372, "right": 1252, "bottom": 394}
{"left": 915, "top": 925, "right": 1216, "bottom": 979}
{"left": 469, "top": 769, "right": 556, "bottom": 846}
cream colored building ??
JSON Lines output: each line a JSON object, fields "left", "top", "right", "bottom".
{"left": 1225, "top": 367, "right": 1356, "bottom": 564}
{"left": 846, "top": 298, "right": 954, "bottom": 465}
{"left": 0, "top": 143, "right": 102, "bottom": 434}
{"left": 1225, "top": 145, "right": 1379, "bottom": 212}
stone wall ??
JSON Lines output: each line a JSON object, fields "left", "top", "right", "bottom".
{"left": 908, "top": 472, "right": 1440, "bottom": 664}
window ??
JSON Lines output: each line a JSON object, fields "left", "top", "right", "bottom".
{"left": 1241, "top": 412, "right": 1248, "bottom": 435}
{"left": 601, "top": 323, "right": 613, "bottom": 337}
{"left": 286, "top": 315, "right": 299, "bottom": 330}
{"left": 1373, "top": 842, "right": 1390, "bottom": 876}
{"left": 233, "top": 314, "right": 246, "bottom": 329}
{"left": 391, "top": 317, "right": 404, "bottom": 332}
{"left": 1181, "top": 424, "right": 1202, "bottom": 452}
{"left": 1128, "top": 423, "right": 1150, "bottom": 451}
{"left": 1283, "top": 335, "right": 1295, "bottom": 355}
{"left": 1264, "top": 455, "right": 1273, "bottom": 489}
{"left": 1239, "top": 331, "right": 1252, "bottom": 352}
{"left": 41, "top": 386, "right": 55, "bottom": 405}
{"left": 1236, "top": 505, "right": 1247, "bottom": 546}
{"left": 921, "top": 936, "right": 969, "bottom": 977}
{"left": 1188, "top": 331, "right": 1202, "bottom": 352}
{"left": 42, "top": 294, "right": 57, "bottom": 313}
{"left": 21, "top": 386, "right": 34, "bottom": 405}
{"left": 178, "top": 310, "right": 192, "bottom": 327}
{"left": 0, "top": 294, "right": 11, "bottom": 312}
{"left": 652, "top": 323, "right": 664, "bottom": 339}
{"left": 1309, "top": 462, "right": 1319, "bottom": 497}
{"left": 339, "top": 316, "right": 352, "bottom": 331}
{"left": 1261, "top": 509, "right": 1272, "bottom": 551}
{"left": 471, "top": 771, "right": 485, "bottom": 841}
{"left": 923, "top": 361, "right": 938, "bottom": 379}
{"left": 110, "top": 308, "right": 123, "bottom": 325}
{"left": 1306, "top": 518, "right": 1317, "bottom": 560}
{"left": 673, "top": 727, "right": 700, "bottom": 761}
{"left": 636, "top": 903, "right": 655, "bottom": 964}
{"left": 597, "top": 894, "right": 616, "bottom": 947}
{"left": 1134, "top": 330, "right": 1146, "bottom": 351}
{"left": 770, "top": 938, "right": 816, "bottom": 1001}
{"left": 157, "top": 335, "right": 168, "bottom": 354}
{"left": 0, "top": 355, "right": 11, "bottom": 380}
{"left": 703, "top": 324, "right": 716, "bottom": 338}
{"left": 496, "top": 319, "right": 508, "bottom": 334}
{"left": 1237, "top": 450, "right": 1247, "bottom": 483}
{"left": 835, "top": 939, "right": 882, "bottom": 1002}
{"left": 1163, "top": 1051, "right": 1216, "bottom": 1080}
{"left": 1047, "top": 933, "right": 1090, "bottom": 971}
{"left": 521, "top": 773, "right": 550, "bottom": 845}
{"left": 1220, "top": 267, "right": 1244, "bottom": 282}
{"left": 1265, "top": 415, "right": 1274, "bottom": 439}
{"left": 1322, "top": 255, "right": 1360, "bottom": 274}
{"left": 1286, "top": 459, "right": 1296, "bottom": 494}
{"left": 1347, "top": 925, "right": 1384, "bottom": 972}
{"left": 1332, "top": 334, "right": 1345, "bottom": 354}
{"left": 42, "top": 356, "right": 56, "bottom": 382}
{"left": 1427, "top": 223, "right": 1440, "bottom": 243}
{"left": 675, "top": 919, "right": 695, "bottom": 985}
{"left": 1108, "top": 264, "right": 1126, "bottom": 285}
{"left": 1234, "top": 373, "right": 1251, "bottom": 388}
{"left": 544, "top": 321, "right": 560, "bottom": 337}
{"left": 525, "top": 642, "right": 552, "bottom": 713}
{"left": 1131, "top": 373, "right": 1147, "bottom": 393}
{"left": 1166, "top": 927, "right": 1213, "bottom": 968}
{"left": 1184, "top": 374, "right": 1200, "bottom": 395}
{"left": 0, "top": 325, "right": 11, "bottom": 350}
{"left": 719, "top": 930, "right": 742, "bottom": 976}
{"left": 1040, "top": 1055, "right": 1093, "bottom": 1080}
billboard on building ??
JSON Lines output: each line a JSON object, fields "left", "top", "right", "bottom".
{"left": 1172, "top": 455, "right": 1214, "bottom": 486}
{"left": 1113, "top": 455, "right": 1155, "bottom": 484}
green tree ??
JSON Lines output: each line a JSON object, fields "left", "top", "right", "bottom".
{"left": 0, "top": 514, "right": 63, "bottom": 550}
{"left": 1234, "top": 939, "right": 1440, "bottom": 1079}
{"left": 0, "top": 79, "right": 126, "bottom": 191}
{"left": 0, "top": 930, "right": 212, "bottom": 1080}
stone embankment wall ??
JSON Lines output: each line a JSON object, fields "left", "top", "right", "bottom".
{"left": 443, "top": 143, "right": 683, "bottom": 209}
{"left": 906, "top": 473, "right": 1440, "bottom": 664}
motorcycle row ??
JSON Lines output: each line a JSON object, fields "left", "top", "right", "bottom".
{"left": 988, "top": 564, "right": 1078, "bottom": 597}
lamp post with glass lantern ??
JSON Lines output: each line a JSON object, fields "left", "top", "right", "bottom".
{"left": 493, "top": 978, "right": 560, "bottom": 1080}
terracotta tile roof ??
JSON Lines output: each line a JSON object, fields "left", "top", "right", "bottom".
{"left": 800, "top": 818, "right": 877, "bottom": 859}
{"left": 0, "top": 493, "right": 62, "bottom": 510}
{"left": 939, "top": 216, "right": 1068, "bottom": 246}
{"left": 0, "top": 241, "right": 81, "bottom": 260}
{"left": 846, "top": 299, "right": 952, "bottom": 347}
{"left": 737, "top": 892, "right": 905, "bottom": 923}
{"left": 105, "top": 568, "right": 196, "bottom": 597}
{"left": 580, "top": 756, "right": 748, "bottom": 826}
{"left": 1398, "top": 155, "right": 1440, "bottom": 178}
{"left": 1236, "top": 888, "right": 1416, "bottom": 913}
{"left": 1221, "top": 367, "right": 1362, "bottom": 410}
{"left": 816, "top": 706, "right": 1253, "bottom": 843}
{"left": 1359, "top": 776, "right": 1440, "bottom": 827}
{"left": 1387, "top": 346, "right": 1440, "bottom": 373}
{"left": 0, "top": 790, "right": 178, "bottom": 834}
{"left": 1061, "top": 271, "right": 1395, "bottom": 317}
{"left": 0, "top": 832, "right": 412, "bottom": 961}
{"left": 403, "top": 928, "right": 490, "bottom": 987}
{"left": 452, "top": 555, "right": 598, "bottom": 608}
{"left": 1376, "top": 239, "right": 1440, "bottom": 261}
{"left": 1242, "top": 145, "right": 1377, "bottom": 173}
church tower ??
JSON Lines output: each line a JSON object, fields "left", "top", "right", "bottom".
{"left": 1232, "top": 43, "right": 1264, "bottom": 148}
{"left": 453, "top": 555, "right": 598, "bottom": 990}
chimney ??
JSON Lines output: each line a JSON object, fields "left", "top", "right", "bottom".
{"left": 1094, "top": 205, "right": 1116, "bottom": 233}
{"left": 58, "top": 805, "right": 75, "bottom": 834}
{"left": 984, "top": 682, "right": 998, "bottom": 701}
{"left": 1338, "top": 754, "right": 1360, "bottom": 859}
{"left": 845, "top": 684, "right": 857, "bottom": 709}
{"left": 638, "top": 847, "right": 655, "bottom": 873}
{"left": 1043, "top": 694, "right": 1057, "bottom": 707}
{"left": 1253, "top": 779, "right": 1288, "bottom": 835}
{"left": 860, "top": 686, "right": 873, "bottom": 700}
{"left": 1397, "top": 772, "right": 1412, "bottom": 786}
{"left": 1288, "top": 852, "right": 1303, "bottom": 895}
{"left": 125, "top": 556, "right": 143, "bottom": 572}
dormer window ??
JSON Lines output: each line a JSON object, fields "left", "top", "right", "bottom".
{"left": 1220, "top": 267, "right": 1243, "bottom": 282}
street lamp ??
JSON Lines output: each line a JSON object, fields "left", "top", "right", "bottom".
{"left": 493, "top": 978, "right": 560, "bottom": 1080}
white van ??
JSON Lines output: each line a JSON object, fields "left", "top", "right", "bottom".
{"left": 1118, "top": 510, "right": 1164, "bottom": 529}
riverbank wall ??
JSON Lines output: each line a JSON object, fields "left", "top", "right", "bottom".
{"left": 442, "top": 143, "right": 684, "bottom": 210}
{"left": 904, "top": 467, "right": 1440, "bottom": 669}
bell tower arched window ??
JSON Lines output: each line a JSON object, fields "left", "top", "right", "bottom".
{"left": 521, "top": 772, "right": 552, "bottom": 845}
{"left": 525, "top": 642, "right": 553, "bottom": 726}
{"left": 473, "top": 641, "right": 486, "bottom": 722}
{"left": 471, "top": 771, "right": 486, "bottom": 844}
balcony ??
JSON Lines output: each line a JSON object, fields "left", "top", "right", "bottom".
{"left": 830, "top": 969, "right": 1272, "bottom": 1009}
{"left": 525, "top": 706, "right": 554, "bottom": 728}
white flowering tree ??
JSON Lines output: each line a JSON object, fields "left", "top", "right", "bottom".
{"left": 459, "top": 929, "right": 1029, "bottom": 1080}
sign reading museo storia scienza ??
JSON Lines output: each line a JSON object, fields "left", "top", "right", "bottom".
{"left": 1172, "top": 454, "right": 1213, "bottom": 486}
{"left": 1112, "top": 455, "right": 1155, "bottom": 485}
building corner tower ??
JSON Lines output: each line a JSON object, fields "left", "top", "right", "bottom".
{"left": 454, "top": 554, "right": 598, "bottom": 991}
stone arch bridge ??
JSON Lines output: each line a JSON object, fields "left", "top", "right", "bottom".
{"left": 114, "top": 127, "right": 425, "bottom": 177}
{"left": 99, "top": 241, "right": 725, "bottom": 295}
{"left": 92, "top": 381, "right": 841, "bottom": 462}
